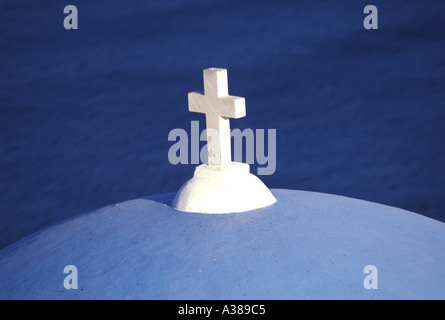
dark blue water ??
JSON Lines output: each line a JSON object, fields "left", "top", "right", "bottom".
{"left": 1, "top": 0, "right": 444, "bottom": 249}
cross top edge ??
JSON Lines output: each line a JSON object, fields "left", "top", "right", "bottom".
{"left": 207, "top": 67, "right": 226, "bottom": 72}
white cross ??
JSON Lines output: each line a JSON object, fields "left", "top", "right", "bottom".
{"left": 188, "top": 68, "right": 246, "bottom": 168}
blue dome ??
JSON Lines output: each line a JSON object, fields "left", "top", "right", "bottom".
{"left": 0, "top": 189, "right": 444, "bottom": 299}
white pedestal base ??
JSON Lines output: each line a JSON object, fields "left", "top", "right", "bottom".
{"left": 172, "top": 162, "right": 277, "bottom": 214}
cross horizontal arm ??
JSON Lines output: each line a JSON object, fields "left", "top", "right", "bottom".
{"left": 217, "top": 96, "right": 246, "bottom": 118}
{"left": 188, "top": 93, "right": 246, "bottom": 119}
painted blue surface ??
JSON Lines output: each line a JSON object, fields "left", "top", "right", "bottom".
{"left": 0, "top": 189, "right": 444, "bottom": 299}
{"left": 1, "top": 0, "right": 445, "bottom": 250}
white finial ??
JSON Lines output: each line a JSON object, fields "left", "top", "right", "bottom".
{"left": 173, "top": 68, "right": 276, "bottom": 214}
{"left": 188, "top": 68, "right": 245, "bottom": 168}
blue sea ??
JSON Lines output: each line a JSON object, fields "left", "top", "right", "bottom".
{"left": 1, "top": 0, "right": 444, "bottom": 249}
